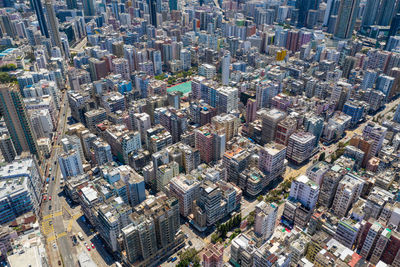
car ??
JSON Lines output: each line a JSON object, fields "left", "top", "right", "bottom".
{"left": 49, "top": 196, "right": 52, "bottom": 201}
{"left": 188, "top": 240, "right": 193, "bottom": 246}
{"left": 167, "top": 257, "right": 172, "bottom": 262}
{"left": 86, "top": 246, "right": 91, "bottom": 251}
{"left": 58, "top": 260, "right": 61, "bottom": 265}
{"left": 171, "top": 257, "right": 177, "bottom": 262}
{"left": 49, "top": 221, "right": 53, "bottom": 225}
{"left": 91, "top": 243, "right": 95, "bottom": 249}
{"left": 49, "top": 167, "right": 52, "bottom": 172}
{"left": 52, "top": 177, "right": 55, "bottom": 181}
{"left": 49, "top": 205, "right": 52, "bottom": 210}
{"left": 84, "top": 241, "right": 87, "bottom": 246}
{"left": 53, "top": 243, "right": 56, "bottom": 248}
{"left": 43, "top": 195, "right": 47, "bottom": 201}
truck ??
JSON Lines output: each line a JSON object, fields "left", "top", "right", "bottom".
{"left": 46, "top": 178, "right": 50, "bottom": 183}
{"left": 78, "top": 232, "right": 84, "bottom": 241}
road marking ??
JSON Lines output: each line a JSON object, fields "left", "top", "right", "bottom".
{"left": 43, "top": 214, "right": 53, "bottom": 220}
{"left": 47, "top": 235, "right": 56, "bottom": 242}
{"left": 47, "top": 232, "right": 67, "bottom": 242}
{"left": 72, "top": 212, "right": 82, "bottom": 219}
{"left": 67, "top": 219, "right": 73, "bottom": 232}
{"left": 41, "top": 220, "right": 54, "bottom": 235}
{"left": 53, "top": 210, "right": 63, "bottom": 217}
{"left": 57, "top": 232, "right": 67, "bottom": 238}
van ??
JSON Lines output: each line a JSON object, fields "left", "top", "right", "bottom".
{"left": 78, "top": 232, "right": 84, "bottom": 241}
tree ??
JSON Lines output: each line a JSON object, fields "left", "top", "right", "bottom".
{"left": 211, "top": 233, "right": 220, "bottom": 243}
{"left": 177, "top": 248, "right": 200, "bottom": 267}
{"left": 247, "top": 211, "right": 256, "bottom": 226}
{"left": 0, "top": 64, "right": 16, "bottom": 72}
{"left": 257, "top": 195, "right": 264, "bottom": 202}
{"left": 0, "top": 72, "right": 17, "bottom": 84}
{"left": 318, "top": 152, "right": 325, "bottom": 162}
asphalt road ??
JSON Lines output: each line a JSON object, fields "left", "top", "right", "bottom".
{"left": 41, "top": 91, "right": 76, "bottom": 267}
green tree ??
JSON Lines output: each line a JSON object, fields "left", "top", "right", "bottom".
{"left": 247, "top": 211, "right": 256, "bottom": 226}
{"left": 0, "top": 64, "right": 16, "bottom": 72}
{"left": 318, "top": 152, "right": 325, "bottom": 162}
{"left": 211, "top": 233, "right": 220, "bottom": 243}
{"left": 177, "top": 248, "right": 200, "bottom": 267}
{"left": 0, "top": 72, "right": 17, "bottom": 84}
{"left": 257, "top": 195, "right": 264, "bottom": 202}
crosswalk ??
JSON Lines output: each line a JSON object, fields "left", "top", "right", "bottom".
{"left": 41, "top": 219, "right": 54, "bottom": 235}
{"left": 42, "top": 205, "right": 83, "bottom": 243}
{"left": 47, "top": 231, "right": 67, "bottom": 242}
{"left": 43, "top": 210, "right": 63, "bottom": 221}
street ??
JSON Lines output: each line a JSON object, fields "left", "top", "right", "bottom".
{"left": 40, "top": 90, "right": 77, "bottom": 267}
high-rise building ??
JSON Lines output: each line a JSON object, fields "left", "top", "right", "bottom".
{"left": 30, "top": 0, "right": 49, "bottom": 38}
{"left": 256, "top": 80, "right": 281, "bottom": 109}
{"left": 0, "top": 157, "right": 42, "bottom": 223}
{"left": 362, "top": 122, "right": 387, "bottom": 157}
{"left": 318, "top": 169, "right": 343, "bottom": 208}
{"left": 169, "top": 174, "right": 200, "bottom": 217}
{"left": 66, "top": 0, "right": 77, "bottom": 9}
{"left": 286, "top": 131, "right": 316, "bottom": 165}
{"left": 221, "top": 51, "right": 231, "bottom": 85}
{"left": 61, "top": 134, "right": 85, "bottom": 163}
{"left": 335, "top": 219, "right": 361, "bottom": 249}
{"left": 45, "top": 0, "right": 63, "bottom": 55}
{"left": 394, "top": 104, "right": 400, "bottom": 123}
{"left": 289, "top": 175, "right": 319, "bottom": 210}
{"left": 246, "top": 99, "right": 257, "bottom": 124}
{"left": 155, "top": 161, "right": 179, "bottom": 192}
{"left": 334, "top": 0, "right": 360, "bottom": 39}
{"left": 342, "top": 100, "right": 366, "bottom": 126}
{"left": 211, "top": 114, "right": 240, "bottom": 142}
{"left": 84, "top": 108, "right": 107, "bottom": 131}
{"left": 195, "top": 125, "right": 225, "bottom": 163}
{"left": 376, "top": 0, "right": 398, "bottom": 26}
{"left": 0, "top": 84, "right": 39, "bottom": 157}
{"left": 260, "top": 108, "right": 286, "bottom": 145}
{"left": 58, "top": 149, "right": 84, "bottom": 178}
{"left": 376, "top": 75, "right": 395, "bottom": 99}
{"left": 202, "top": 243, "right": 224, "bottom": 267}
{"left": 332, "top": 173, "right": 365, "bottom": 218}
{"left": 388, "top": 13, "right": 400, "bottom": 39}
{"left": 93, "top": 139, "right": 113, "bottom": 165}
{"left": 0, "top": 134, "right": 16, "bottom": 163}
{"left": 361, "top": 69, "right": 378, "bottom": 90}
{"left": 169, "top": 0, "right": 177, "bottom": 10}
{"left": 194, "top": 181, "right": 224, "bottom": 227}
{"left": 180, "top": 49, "right": 191, "bottom": 71}
{"left": 254, "top": 201, "right": 278, "bottom": 241}
{"left": 362, "top": 0, "right": 380, "bottom": 28}
{"left": 306, "top": 161, "right": 330, "bottom": 187}
{"left": 82, "top": 0, "right": 95, "bottom": 16}
{"left": 95, "top": 198, "right": 132, "bottom": 252}
{"left": 258, "top": 142, "right": 287, "bottom": 185}
{"left": 148, "top": 0, "right": 157, "bottom": 26}
{"left": 121, "top": 196, "right": 181, "bottom": 266}
{"left": 296, "top": 0, "right": 320, "bottom": 27}
{"left": 275, "top": 116, "right": 297, "bottom": 146}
